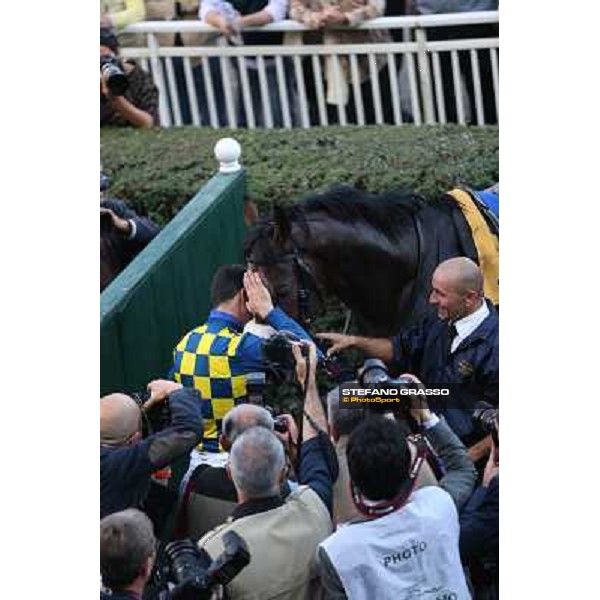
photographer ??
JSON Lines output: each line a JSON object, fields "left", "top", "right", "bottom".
{"left": 196, "top": 341, "right": 336, "bottom": 599}
{"left": 100, "top": 28, "right": 158, "bottom": 128}
{"left": 326, "top": 380, "right": 439, "bottom": 527}
{"left": 101, "top": 508, "right": 228, "bottom": 600}
{"left": 101, "top": 508, "right": 156, "bottom": 600}
{"left": 100, "top": 380, "right": 203, "bottom": 524}
{"left": 100, "top": 173, "right": 160, "bottom": 290}
{"left": 460, "top": 411, "right": 499, "bottom": 598}
{"left": 181, "top": 403, "right": 299, "bottom": 540}
{"left": 317, "top": 374, "right": 476, "bottom": 599}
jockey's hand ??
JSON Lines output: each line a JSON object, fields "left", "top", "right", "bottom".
{"left": 399, "top": 373, "right": 433, "bottom": 425}
{"left": 315, "top": 332, "right": 355, "bottom": 356}
{"left": 100, "top": 207, "right": 132, "bottom": 236}
{"left": 144, "top": 379, "right": 183, "bottom": 410}
{"left": 244, "top": 270, "right": 274, "bottom": 319}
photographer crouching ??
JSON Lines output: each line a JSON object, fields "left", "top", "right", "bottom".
{"left": 100, "top": 28, "right": 158, "bottom": 128}
{"left": 100, "top": 379, "right": 203, "bottom": 534}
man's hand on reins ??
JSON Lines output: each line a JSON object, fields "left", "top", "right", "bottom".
{"left": 316, "top": 332, "right": 356, "bottom": 356}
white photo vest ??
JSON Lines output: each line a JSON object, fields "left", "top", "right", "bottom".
{"left": 320, "top": 486, "right": 471, "bottom": 600}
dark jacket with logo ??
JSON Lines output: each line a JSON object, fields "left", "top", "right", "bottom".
{"left": 100, "top": 388, "right": 203, "bottom": 518}
{"left": 391, "top": 301, "right": 499, "bottom": 440}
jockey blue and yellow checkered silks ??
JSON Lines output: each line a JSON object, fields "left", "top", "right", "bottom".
{"left": 172, "top": 323, "right": 247, "bottom": 452}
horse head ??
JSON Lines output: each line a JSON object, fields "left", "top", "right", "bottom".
{"left": 244, "top": 203, "right": 319, "bottom": 324}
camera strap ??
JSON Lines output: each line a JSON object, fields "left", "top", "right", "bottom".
{"left": 351, "top": 434, "right": 429, "bottom": 520}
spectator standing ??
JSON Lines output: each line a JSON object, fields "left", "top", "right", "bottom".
{"left": 101, "top": 1, "right": 147, "bottom": 48}
{"left": 101, "top": 0, "right": 146, "bottom": 28}
{"left": 171, "top": 266, "right": 317, "bottom": 452}
{"left": 200, "top": 0, "right": 299, "bottom": 127}
{"left": 289, "top": 0, "right": 394, "bottom": 125}
{"left": 197, "top": 342, "right": 335, "bottom": 599}
{"left": 407, "top": 0, "right": 499, "bottom": 124}
{"left": 317, "top": 391, "right": 476, "bottom": 599}
{"left": 100, "top": 28, "right": 159, "bottom": 128}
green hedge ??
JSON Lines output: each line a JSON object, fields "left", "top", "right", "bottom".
{"left": 101, "top": 125, "right": 498, "bottom": 225}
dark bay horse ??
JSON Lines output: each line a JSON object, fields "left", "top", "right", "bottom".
{"left": 244, "top": 185, "right": 498, "bottom": 337}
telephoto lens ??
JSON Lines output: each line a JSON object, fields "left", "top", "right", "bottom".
{"left": 101, "top": 57, "right": 129, "bottom": 96}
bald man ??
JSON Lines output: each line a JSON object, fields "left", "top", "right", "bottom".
{"left": 182, "top": 403, "right": 299, "bottom": 540}
{"left": 100, "top": 380, "right": 203, "bottom": 519}
{"left": 318, "top": 257, "right": 499, "bottom": 443}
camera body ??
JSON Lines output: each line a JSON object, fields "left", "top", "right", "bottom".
{"left": 150, "top": 532, "right": 250, "bottom": 600}
{"left": 358, "top": 358, "right": 414, "bottom": 417}
{"left": 101, "top": 55, "right": 129, "bottom": 96}
{"left": 472, "top": 402, "right": 499, "bottom": 446}
{"left": 100, "top": 210, "right": 113, "bottom": 234}
{"left": 273, "top": 415, "right": 289, "bottom": 434}
{"left": 262, "top": 331, "right": 308, "bottom": 373}
{"left": 131, "top": 391, "right": 172, "bottom": 437}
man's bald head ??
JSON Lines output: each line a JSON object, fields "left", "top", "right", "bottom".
{"left": 100, "top": 394, "right": 142, "bottom": 446}
{"left": 221, "top": 404, "right": 274, "bottom": 450}
{"left": 430, "top": 257, "right": 485, "bottom": 321}
{"left": 434, "top": 257, "right": 484, "bottom": 295}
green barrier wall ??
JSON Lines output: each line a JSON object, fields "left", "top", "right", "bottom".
{"left": 100, "top": 169, "right": 246, "bottom": 396}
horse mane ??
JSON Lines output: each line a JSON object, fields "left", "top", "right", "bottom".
{"left": 244, "top": 185, "right": 457, "bottom": 253}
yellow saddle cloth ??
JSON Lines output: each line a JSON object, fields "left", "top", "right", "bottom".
{"left": 447, "top": 188, "right": 499, "bottom": 305}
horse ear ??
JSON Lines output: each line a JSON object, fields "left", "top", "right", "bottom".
{"left": 272, "top": 203, "right": 291, "bottom": 244}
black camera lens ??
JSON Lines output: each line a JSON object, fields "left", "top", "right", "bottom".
{"left": 101, "top": 57, "right": 129, "bottom": 96}
{"left": 274, "top": 416, "right": 288, "bottom": 433}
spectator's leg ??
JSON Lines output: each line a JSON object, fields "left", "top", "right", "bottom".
{"left": 428, "top": 26, "right": 460, "bottom": 123}
{"left": 172, "top": 56, "right": 192, "bottom": 125}
{"left": 266, "top": 63, "right": 284, "bottom": 128}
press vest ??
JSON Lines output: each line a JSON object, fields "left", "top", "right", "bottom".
{"left": 199, "top": 486, "right": 332, "bottom": 600}
{"left": 173, "top": 321, "right": 247, "bottom": 452}
{"left": 320, "top": 486, "right": 471, "bottom": 600}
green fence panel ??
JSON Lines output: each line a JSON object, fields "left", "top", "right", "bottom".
{"left": 100, "top": 169, "right": 247, "bottom": 396}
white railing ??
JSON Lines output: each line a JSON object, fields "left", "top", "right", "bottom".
{"left": 121, "top": 11, "right": 499, "bottom": 129}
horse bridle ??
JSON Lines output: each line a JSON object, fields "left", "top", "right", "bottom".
{"left": 245, "top": 238, "right": 322, "bottom": 327}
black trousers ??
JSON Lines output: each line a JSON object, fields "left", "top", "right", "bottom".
{"left": 426, "top": 23, "right": 498, "bottom": 125}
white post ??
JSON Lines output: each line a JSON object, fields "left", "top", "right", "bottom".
{"left": 215, "top": 138, "right": 242, "bottom": 173}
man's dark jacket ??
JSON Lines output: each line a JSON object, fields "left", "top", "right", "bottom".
{"left": 392, "top": 301, "right": 499, "bottom": 440}
{"left": 100, "top": 388, "right": 203, "bottom": 519}
{"left": 101, "top": 198, "right": 160, "bottom": 265}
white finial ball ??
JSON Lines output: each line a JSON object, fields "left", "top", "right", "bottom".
{"left": 214, "top": 138, "right": 242, "bottom": 173}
